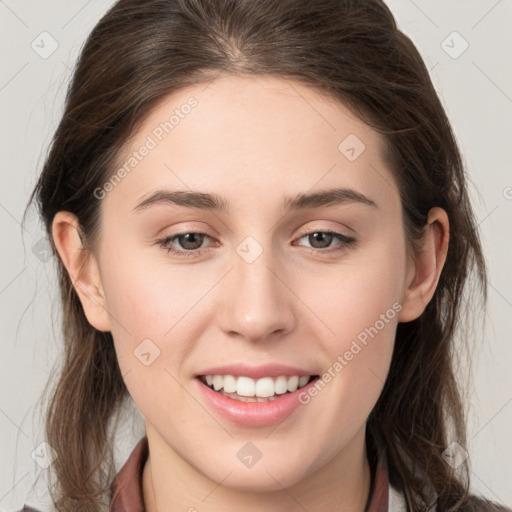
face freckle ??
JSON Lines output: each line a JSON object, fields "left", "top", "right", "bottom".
{"left": 95, "top": 74, "right": 410, "bottom": 494}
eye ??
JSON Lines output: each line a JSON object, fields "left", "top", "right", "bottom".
{"left": 294, "top": 228, "right": 357, "bottom": 255}
{"left": 157, "top": 232, "right": 215, "bottom": 259}
{"left": 156, "top": 228, "right": 357, "bottom": 259}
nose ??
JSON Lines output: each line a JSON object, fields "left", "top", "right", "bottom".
{"left": 217, "top": 246, "right": 296, "bottom": 343}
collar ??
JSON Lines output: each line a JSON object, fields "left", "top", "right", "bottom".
{"left": 110, "top": 436, "right": 391, "bottom": 511}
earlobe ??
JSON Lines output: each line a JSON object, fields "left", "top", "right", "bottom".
{"left": 397, "top": 207, "right": 449, "bottom": 323}
{"left": 51, "top": 211, "right": 111, "bottom": 332}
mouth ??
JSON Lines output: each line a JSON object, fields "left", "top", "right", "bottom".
{"left": 196, "top": 374, "right": 320, "bottom": 403}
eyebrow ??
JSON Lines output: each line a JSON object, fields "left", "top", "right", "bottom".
{"left": 132, "top": 187, "right": 378, "bottom": 213}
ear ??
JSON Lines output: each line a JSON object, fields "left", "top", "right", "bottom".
{"left": 397, "top": 207, "right": 449, "bottom": 323}
{"left": 51, "top": 211, "right": 111, "bottom": 332}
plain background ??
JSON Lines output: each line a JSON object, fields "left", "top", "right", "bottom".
{"left": 1, "top": 1, "right": 511, "bottom": 510}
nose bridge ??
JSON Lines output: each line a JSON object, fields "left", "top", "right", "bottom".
{"left": 217, "top": 236, "right": 295, "bottom": 341}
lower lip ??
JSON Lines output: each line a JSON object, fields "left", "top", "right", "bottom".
{"left": 194, "top": 376, "right": 319, "bottom": 428}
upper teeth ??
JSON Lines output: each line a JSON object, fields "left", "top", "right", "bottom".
{"left": 204, "top": 375, "right": 312, "bottom": 397}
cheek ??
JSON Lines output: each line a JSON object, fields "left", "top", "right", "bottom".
{"left": 100, "top": 241, "right": 205, "bottom": 336}
{"left": 97, "top": 249, "right": 181, "bottom": 369}
{"left": 295, "top": 240, "right": 404, "bottom": 411}
{"left": 304, "top": 241, "right": 404, "bottom": 348}
{"left": 100, "top": 258, "right": 204, "bottom": 426}
{"left": 303, "top": 276, "right": 398, "bottom": 408}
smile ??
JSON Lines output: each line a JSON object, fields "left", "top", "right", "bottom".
{"left": 195, "top": 374, "right": 321, "bottom": 427}
{"left": 198, "top": 374, "right": 318, "bottom": 402}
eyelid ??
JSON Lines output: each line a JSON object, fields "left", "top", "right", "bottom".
{"left": 295, "top": 225, "right": 355, "bottom": 240}
{"left": 152, "top": 221, "right": 218, "bottom": 239}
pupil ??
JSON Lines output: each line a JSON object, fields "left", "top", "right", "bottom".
{"left": 180, "top": 233, "right": 204, "bottom": 250}
{"left": 310, "top": 232, "right": 332, "bottom": 248}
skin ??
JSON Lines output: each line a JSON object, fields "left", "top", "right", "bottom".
{"left": 52, "top": 75, "right": 449, "bottom": 512}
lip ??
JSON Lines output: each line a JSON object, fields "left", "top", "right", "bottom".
{"left": 194, "top": 375, "right": 320, "bottom": 427}
{"left": 195, "top": 363, "right": 317, "bottom": 379}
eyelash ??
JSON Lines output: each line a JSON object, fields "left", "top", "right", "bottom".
{"left": 156, "top": 228, "right": 357, "bottom": 259}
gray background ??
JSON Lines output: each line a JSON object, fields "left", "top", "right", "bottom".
{"left": 1, "top": 0, "right": 511, "bottom": 510}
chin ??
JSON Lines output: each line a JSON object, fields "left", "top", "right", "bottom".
{"left": 199, "top": 455, "right": 309, "bottom": 492}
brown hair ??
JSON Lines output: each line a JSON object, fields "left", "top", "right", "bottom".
{"left": 24, "top": 0, "right": 508, "bottom": 510}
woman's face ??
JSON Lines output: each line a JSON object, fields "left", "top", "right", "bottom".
{"left": 86, "top": 75, "right": 415, "bottom": 490}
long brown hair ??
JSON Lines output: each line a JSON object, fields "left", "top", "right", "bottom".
{"left": 24, "top": 0, "right": 507, "bottom": 510}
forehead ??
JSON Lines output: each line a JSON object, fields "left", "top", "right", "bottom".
{"left": 103, "top": 74, "right": 399, "bottom": 216}
{"left": 126, "top": 74, "right": 387, "bottom": 159}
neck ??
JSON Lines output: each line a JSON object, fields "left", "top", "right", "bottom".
{"left": 142, "top": 425, "right": 372, "bottom": 512}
